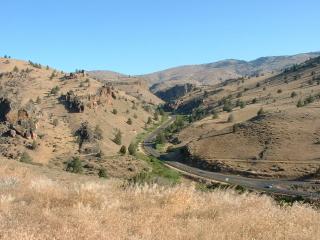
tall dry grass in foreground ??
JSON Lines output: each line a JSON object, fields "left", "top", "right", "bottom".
{"left": 0, "top": 161, "right": 319, "bottom": 240}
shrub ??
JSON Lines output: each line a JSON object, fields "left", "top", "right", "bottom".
{"left": 13, "top": 66, "right": 19, "bottom": 72}
{"left": 291, "top": 91, "right": 297, "bottom": 98}
{"left": 239, "top": 101, "right": 246, "bottom": 109}
{"left": 75, "top": 122, "right": 93, "bottom": 150}
{"left": 94, "top": 125, "right": 103, "bottom": 140}
{"left": 49, "top": 71, "right": 56, "bottom": 80}
{"left": 296, "top": 99, "right": 304, "bottom": 108}
{"left": 252, "top": 98, "right": 257, "bottom": 104}
{"left": 277, "top": 89, "right": 282, "bottom": 94}
{"left": 256, "top": 82, "right": 261, "bottom": 88}
{"left": 147, "top": 117, "right": 152, "bottom": 124}
{"left": 20, "top": 152, "right": 33, "bottom": 163}
{"left": 128, "top": 142, "right": 137, "bottom": 155}
{"left": 227, "top": 114, "right": 234, "bottom": 123}
{"left": 50, "top": 86, "right": 60, "bottom": 95}
{"left": 113, "top": 130, "right": 122, "bottom": 145}
{"left": 127, "top": 118, "right": 133, "bottom": 125}
{"left": 28, "top": 61, "right": 42, "bottom": 69}
{"left": 96, "top": 150, "right": 104, "bottom": 158}
{"left": 66, "top": 157, "right": 83, "bottom": 173}
{"left": 236, "top": 100, "right": 246, "bottom": 109}
{"left": 119, "top": 145, "right": 127, "bottom": 155}
{"left": 133, "top": 113, "right": 138, "bottom": 119}
{"left": 112, "top": 109, "right": 118, "bottom": 115}
{"left": 98, "top": 168, "right": 108, "bottom": 178}
{"left": 223, "top": 104, "right": 233, "bottom": 112}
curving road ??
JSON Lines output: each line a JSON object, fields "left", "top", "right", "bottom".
{"left": 143, "top": 116, "right": 320, "bottom": 199}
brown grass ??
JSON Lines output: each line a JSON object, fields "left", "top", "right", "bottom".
{"left": 0, "top": 160, "right": 319, "bottom": 240}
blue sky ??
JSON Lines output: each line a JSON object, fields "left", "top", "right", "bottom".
{"left": 1, "top": 0, "right": 319, "bottom": 74}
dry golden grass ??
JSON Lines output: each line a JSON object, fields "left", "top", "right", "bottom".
{"left": 0, "top": 160, "right": 319, "bottom": 240}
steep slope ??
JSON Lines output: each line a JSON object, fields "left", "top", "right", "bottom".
{"left": 0, "top": 58, "right": 161, "bottom": 178}
{"left": 146, "top": 52, "right": 320, "bottom": 92}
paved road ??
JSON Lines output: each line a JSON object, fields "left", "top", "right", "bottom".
{"left": 143, "top": 116, "right": 320, "bottom": 199}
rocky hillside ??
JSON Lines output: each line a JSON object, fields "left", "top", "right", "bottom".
{"left": 88, "top": 72, "right": 163, "bottom": 105}
{"left": 0, "top": 57, "right": 161, "bottom": 178}
{"left": 151, "top": 83, "right": 196, "bottom": 102}
{"left": 146, "top": 52, "right": 320, "bottom": 92}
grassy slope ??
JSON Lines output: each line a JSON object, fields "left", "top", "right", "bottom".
{"left": 0, "top": 158, "right": 319, "bottom": 240}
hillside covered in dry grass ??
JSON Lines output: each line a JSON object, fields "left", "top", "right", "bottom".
{"left": 164, "top": 56, "right": 320, "bottom": 179}
{"left": 0, "top": 158, "right": 319, "bottom": 240}
{"left": 0, "top": 57, "right": 163, "bottom": 178}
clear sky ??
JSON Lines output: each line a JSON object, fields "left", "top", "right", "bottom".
{"left": 1, "top": 0, "right": 319, "bottom": 74}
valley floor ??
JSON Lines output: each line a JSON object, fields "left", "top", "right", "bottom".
{"left": 0, "top": 158, "right": 319, "bottom": 240}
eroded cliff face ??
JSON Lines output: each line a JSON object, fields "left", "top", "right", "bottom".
{"left": 153, "top": 83, "right": 195, "bottom": 102}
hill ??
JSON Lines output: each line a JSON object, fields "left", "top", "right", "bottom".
{"left": 145, "top": 52, "right": 320, "bottom": 92}
{"left": 163, "top": 56, "right": 320, "bottom": 179}
{"left": 88, "top": 72, "right": 163, "bottom": 105}
{"left": 0, "top": 57, "right": 161, "bottom": 178}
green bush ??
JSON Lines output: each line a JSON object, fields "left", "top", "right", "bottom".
{"left": 66, "top": 157, "right": 83, "bottom": 173}
{"left": 98, "top": 168, "right": 108, "bottom": 178}
{"left": 128, "top": 142, "right": 137, "bottom": 155}
{"left": 296, "top": 99, "right": 304, "bottom": 108}
{"left": 239, "top": 101, "right": 246, "bottom": 109}
{"left": 112, "top": 109, "right": 118, "bottom": 115}
{"left": 50, "top": 86, "right": 60, "bottom": 95}
{"left": 223, "top": 104, "right": 233, "bottom": 112}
